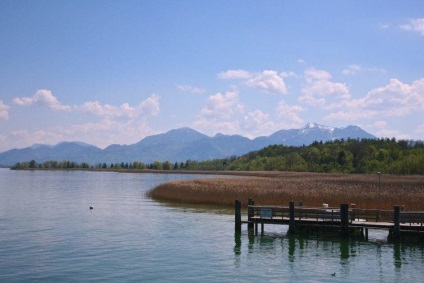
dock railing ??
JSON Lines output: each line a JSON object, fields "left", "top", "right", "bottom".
{"left": 248, "top": 205, "right": 424, "bottom": 226}
{"left": 249, "top": 205, "right": 342, "bottom": 223}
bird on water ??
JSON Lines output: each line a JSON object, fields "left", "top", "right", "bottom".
{"left": 90, "top": 205, "right": 94, "bottom": 210}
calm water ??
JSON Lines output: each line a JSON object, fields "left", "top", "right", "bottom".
{"left": 1, "top": 168, "right": 423, "bottom": 282}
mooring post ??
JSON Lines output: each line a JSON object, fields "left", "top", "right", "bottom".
{"left": 340, "top": 203, "right": 349, "bottom": 237}
{"left": 235, "top": 200, "right": 241, "bottom": 231}
{"left": 289, "top": 201, "right": 295, "bottom": 233}
{"left": 248, "top": 198, "right": 254, "bottom": 230}
{"left": 392, "top": 205, "right": 401, "bottom": 241}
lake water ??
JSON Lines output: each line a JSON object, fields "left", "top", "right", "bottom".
{"left": 1, "top": 168, "right": 423, "bottom": 282}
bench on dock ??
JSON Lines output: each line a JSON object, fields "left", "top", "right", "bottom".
{"left": 400, "top": 212, "right": 424, "bottom": 226}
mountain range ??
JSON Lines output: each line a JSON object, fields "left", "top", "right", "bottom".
{"left": 0, "top": 123, "right": 376, "bottom": 166}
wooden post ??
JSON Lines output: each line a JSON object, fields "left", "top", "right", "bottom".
{"left": 248, "top": 198, "right": 254, "bottom": 230}
{"left": 289, "top": 201, "right": 295, "bottom": 233}
{"left": 392, "top": 205, "right": 400, "bottom": 241}
{"left": 235, "top": 200, "right": 241, "bottom": 231}
{"left": 340, "top": 203, "right": 349, "bottom": 236}
{"left": 261, "top": 223, "right": 264, "bottom": 235}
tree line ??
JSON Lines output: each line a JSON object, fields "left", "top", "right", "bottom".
{"left": 11, "top": 138, "right": 424, "bottom": 175}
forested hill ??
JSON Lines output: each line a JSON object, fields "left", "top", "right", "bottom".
{"left": 12, "top": 138, "right": 424, "bottom": 175}
{"left": 186, "top": 138, "right": 423, "bottom": 174}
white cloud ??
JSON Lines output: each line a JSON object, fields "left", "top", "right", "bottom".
{"left": 176, "top": 84, "right": 206, "bottom": 94}
{"left": 243, "top": 110, "right": 276, "bottom": 136}
{"left": 0, "top": 101, "right": 10, "bottom": 120}
{"left": 380, "top": 23, "right": 390, "bottom": 29}
{"left": 193, "top": 119, "right": 241, "bottom": 135}
{"left": 300, "top": 68, "right": 350, "bottom": 107}
{"left": 401, "top": 18, "right": 424, "bottom": 36}
{"left": 342, "top": 65, "right": 362, "bottom": 76}
{"left": 193, "top": 88, "right": 245, "bottom": 136}
{"left": 62, "top": 119, "right": 157, "bottom": 148}
{"left": 342, "top": 64, "right": 386, "bottom": 76}
{"left": 298, "top": 58, "right": 306, "bottom": 64}
{"left": 80, "top": 101, "right": 134, "bottom": 118}
{"left": 372, "top": 120, "right": 387, "bottom": 128}
{"left": 245, "top": 70, "right": 287, "bottom": 94}
{"left": 365, "top": 120, "right": 409, "bottom": 140}
{"left": 199, "top": 89, "right": 243, "bottom": 119}
{"left": 2, "top": 119, "right": 158, "bottom": 151}
{"left": 367, "top": 78, "right": 424, "bottom": 114}
{"left": 324, "top": 77, "right": 424, "bottom": 121}
{"left": 280, "top": 71, "right": 297, "bottom": 78}
{"left": 218, "top": 69, "right": 288, "bottom": 94}
{"left": 13, "top": 89, "right": 71, "bottom": 111}
{"left": 324, "top": 110, "right": 378, "bottom": 121}
{"left": 138, "top": 94, "right": 160, "bottom": 116}
{"left": 218, "top": 69, "right": 251, "bottom": 80}
{"left": 276, "top": 100, "right": 305, "bottom": 127}
{"left": 377, "top": 129, "right": 410, "bottom": 140}
{"left": 416, "top": 124, "right": 424, "bottom": 135}
{"left": 13, "top": 90, "right": 160, "bottom": 120}
{"left": 5, "top": 129, "right": 65, "bottom": 150}
{"left": 244, "top": 110, "right": 270, "bottom": 126}
{"left": 4, "top": 91, "right": 161, "bottom": 151}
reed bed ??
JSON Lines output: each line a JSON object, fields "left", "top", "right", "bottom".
{"left": 147, "top": 172, "right": 424, "bottom": 211}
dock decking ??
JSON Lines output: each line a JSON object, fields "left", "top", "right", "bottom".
{"left": 235, "top": 199, "right": 424, "bottom": 241}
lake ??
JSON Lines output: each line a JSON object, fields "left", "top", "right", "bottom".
{"left": 0, "top": 168, "right": 423, "bottom": 282}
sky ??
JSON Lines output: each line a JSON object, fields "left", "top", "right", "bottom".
{"left": 1, "top": 1, "right": 424, "bottom": 152}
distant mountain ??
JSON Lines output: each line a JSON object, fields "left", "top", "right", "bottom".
{"left": 268, "top": 122, "right": 375, "bottom": 145}
{"left": 0, "top": 142, "right": 104, "bottom": 166}
{"left": 0, "top": 123, "right": 376, "bottom": 166}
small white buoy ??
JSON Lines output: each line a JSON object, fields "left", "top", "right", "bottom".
{"left": 90, "top": 205, "right": 94, "bottom": 210}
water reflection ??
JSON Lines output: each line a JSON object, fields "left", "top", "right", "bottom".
{"left": 233, "top": 231, "right": 423, "bottom": 280}
{"left": 234, "top": 230, "right": 241, "bottom": 256}
{"left": 393, "top": 243, "right": 401, "bottom": 269}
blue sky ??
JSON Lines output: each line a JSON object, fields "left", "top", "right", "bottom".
{"left": 1, "top": 1, "right": 423, "bottom": 151}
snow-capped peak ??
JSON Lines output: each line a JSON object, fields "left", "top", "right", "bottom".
{"left": 303, "top": 122, "right": 335, "bottom": 132}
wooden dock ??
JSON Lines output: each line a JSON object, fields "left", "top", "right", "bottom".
{"left": 235, "top": 199, "right": 424, "bottom": 241}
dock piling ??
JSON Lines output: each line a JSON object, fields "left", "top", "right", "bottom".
{"left": 289, "top": 201, "right": 295, "bottom": 233}
{"left": 235, "top": 200, "right": 241, "bottom": 231}
{"left": 392, "top": 205, "right": 400, "bottom": 241}
{"left": 248, "top": 198, "right": 254, "bottom": 230}
{"left": 340, "top": 203, "right": 349, "bottom": 236}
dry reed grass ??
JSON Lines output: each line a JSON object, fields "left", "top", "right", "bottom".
{"left": 147, "top": 172, "right": 424, "bottom": 211}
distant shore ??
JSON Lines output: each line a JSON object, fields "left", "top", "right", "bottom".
{"left": 12, "top": 167, "right": 293, "bottom": 177}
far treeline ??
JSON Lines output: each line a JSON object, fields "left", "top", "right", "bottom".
{"left": 11, "top": 138, "right": 424, "bottom": 175}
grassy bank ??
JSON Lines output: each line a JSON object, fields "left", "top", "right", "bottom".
{"left": 147, "top": 172, "right": 424, "bottom": 210}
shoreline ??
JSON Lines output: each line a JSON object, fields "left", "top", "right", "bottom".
{"left": 10, "top": 168, "right": 424, "bottom": 210}
{"left": 12, "top": 167, "right": 322, "bottom": 178}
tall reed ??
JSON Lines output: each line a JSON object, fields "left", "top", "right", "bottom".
{"left": 147, "top": 172, "right": 424, "bottom": 211}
